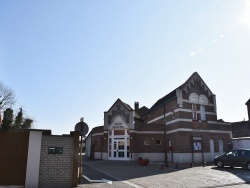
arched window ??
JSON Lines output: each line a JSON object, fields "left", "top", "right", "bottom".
{"left": 189, "top": 93, "right": 209, "bottom": 121}
{"left": 189, "top": 93, "right": 199, "bottom": 104}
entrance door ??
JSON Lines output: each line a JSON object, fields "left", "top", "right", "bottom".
{"left": 113, "top": 140, "right": 125, "bottom": 159}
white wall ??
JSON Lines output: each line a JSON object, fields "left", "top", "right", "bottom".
{"left": 232, "top": 139, "right": 250, "bottom": 149}
{"left": 85, "top": 135, "right": 91, "bottom": 157}
{"left": 25, "top": 131, "right": 42, "bottom": 188}
{"left": 94, "top": 152, "right": 107, "bottom": 160}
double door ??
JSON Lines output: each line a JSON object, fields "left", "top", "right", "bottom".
{"left": 113, "top": 140, "right": 125, "bottom": 158}
{"left": 108, "top": 138, "right": 130, "bottom": 160}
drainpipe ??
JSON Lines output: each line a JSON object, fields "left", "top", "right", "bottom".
{"left": 164, "top": 103, "right": 168, "bottom": 167}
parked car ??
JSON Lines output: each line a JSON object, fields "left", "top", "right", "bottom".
{"left": 214, "top": 149, "right": 250, "bottom": 170}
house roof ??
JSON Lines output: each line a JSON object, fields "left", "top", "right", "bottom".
{"left": 123, "top": 102, "right": 133, "bottom": 111}
{"left": 138, "top": 106, "right": 149, "bottom": 116}
{"left": 179, "top": 72, "right": 214, "bottom": 96}
{"left": 105, "top": 98, "right": 134, "bottom": 113}
{"left": 147, "top": 72, "right": 213, "bottom": 112}
{"left": 148, "top": 89, "right": 177, "bottom": 112}
{"left": 232, "top": 121, "right": 250, "bottom": 138}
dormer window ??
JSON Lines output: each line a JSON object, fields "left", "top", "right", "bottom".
{"left": 192, "top": 104, "right": 197, "bottom": 120}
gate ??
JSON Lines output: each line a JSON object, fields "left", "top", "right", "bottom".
{"left": 0, "top": 132, "right": 29, "bottom": 185}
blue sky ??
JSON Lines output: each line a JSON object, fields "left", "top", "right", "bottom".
{"left": 1, "top": 1, "right": 250, "bottom": 135}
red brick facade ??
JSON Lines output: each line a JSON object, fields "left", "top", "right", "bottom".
{"left": 86, "top": 72, "right": 232, "bottom": 163}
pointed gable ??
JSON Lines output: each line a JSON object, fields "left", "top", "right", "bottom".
{"left": 179, "top": 72, "right": 214, "bottom": 97}
{"left": 148, "top": 72, "right": 214, "bottom": 112}
{"left": 105, "top": 98, "right": 133, "bottom": 113}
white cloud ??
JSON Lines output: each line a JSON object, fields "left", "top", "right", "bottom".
{"left": 219, "top": 34, "right": 224, "bottom": 39}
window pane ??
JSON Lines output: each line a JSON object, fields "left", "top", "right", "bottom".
{"left": 118, "top": 141, "right": 124, "bottom": 150}
{"left": 118, "top": 152, "right": 124, "bottom": 158}
{"left": 200, "top": 105, "right": 206, "bottom": 121}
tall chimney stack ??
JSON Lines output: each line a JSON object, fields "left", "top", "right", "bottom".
{"left": 246, "top": 99, "right": 250, "bottom": 121}
{"left": 134, "top": 102, "right": 139, "bottom": 113}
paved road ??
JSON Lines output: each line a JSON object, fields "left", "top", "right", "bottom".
{"left": 78, "top": 155, "right": 250, "bottom": 188}
{"left": 79, "top": 163, "right": 135, "bottom": 188}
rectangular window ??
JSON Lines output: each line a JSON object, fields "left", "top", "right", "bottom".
{"left": 192, "top": 104, "right": 197, "bottom": 120}
{"left": 156, "top": 140, "right": 161, "bottom": 145}
{"left": 144, "top": 140, "right": 150, "bottom": 145}
{"left": 200, "top": 105, "right": 206, "bottom": 121}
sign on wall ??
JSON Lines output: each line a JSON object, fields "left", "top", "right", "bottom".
{"left": 48, "top": 147, "right": 63, "bottom": 154}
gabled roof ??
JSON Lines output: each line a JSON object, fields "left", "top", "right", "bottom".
{"left": 148, "top": 72, "right": 213, "bottom": 112}
{"left": 179, "top": 72, "right": 214, "bottom": 96}
{"left": 138, "top": 106, "right": 149, "bottom": 116}
{"left": 148, "top": 89, "right": 177, "bottom": 112}
{"left": 135, "top": 106, "right": 149, "bottom": 119}
{"left": 105, "top": 98, "right": 133, "bottom": 113}
{"left": 123, "top": 102, "right": 133, "bottom": 111}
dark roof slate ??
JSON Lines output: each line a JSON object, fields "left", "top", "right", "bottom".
{"left": 122, "top": 102, "right": 133, "bottom": 111}
{"left": 148, "top": 89, "right": 177, "bottom": 112}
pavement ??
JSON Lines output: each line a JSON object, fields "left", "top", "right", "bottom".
{"left": 78, "top": 155, "right": 250, "bottom": 188}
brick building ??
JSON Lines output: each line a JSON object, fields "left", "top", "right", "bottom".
{"left": 85, "top": 72, "right": 232, "bottom": 163}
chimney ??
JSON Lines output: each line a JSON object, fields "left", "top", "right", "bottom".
{"left": 134, "top": 102, "right": 139, "bottom": 113}
{"left": 246, "top": 99, "right": 250, "bottom": 121}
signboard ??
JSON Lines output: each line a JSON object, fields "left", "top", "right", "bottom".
{"left": 193, "top": 136, "right": 202, "bottom": 141}
{"left": 75, "top": 122, "right": 89, "bottom": 137}
{"left": 48, "top": 147, "right": 63, "bottom": 154}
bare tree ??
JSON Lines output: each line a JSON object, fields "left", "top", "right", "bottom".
{"left": 0, "top": 81, "right": 16, "bottom": 111}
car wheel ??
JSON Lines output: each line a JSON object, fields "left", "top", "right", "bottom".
{"left": 216, "top": 160, "right": 224, "bottom": 168}
{"left": 247, "top": 162, "right": 250, "bottom": 171}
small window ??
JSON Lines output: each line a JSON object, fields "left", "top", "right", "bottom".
{"left": 144, "top": 140, "right": 150, "bottom": 145}
{"left": 156, "top": 140, "right": 161, "bottom": 145}
{"left": 192, "top": 104, "right": 197, "bottom": 120}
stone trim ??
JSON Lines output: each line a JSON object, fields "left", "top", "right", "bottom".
{"left": 166, "top": 128, "right": 232, "bottom": 138}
